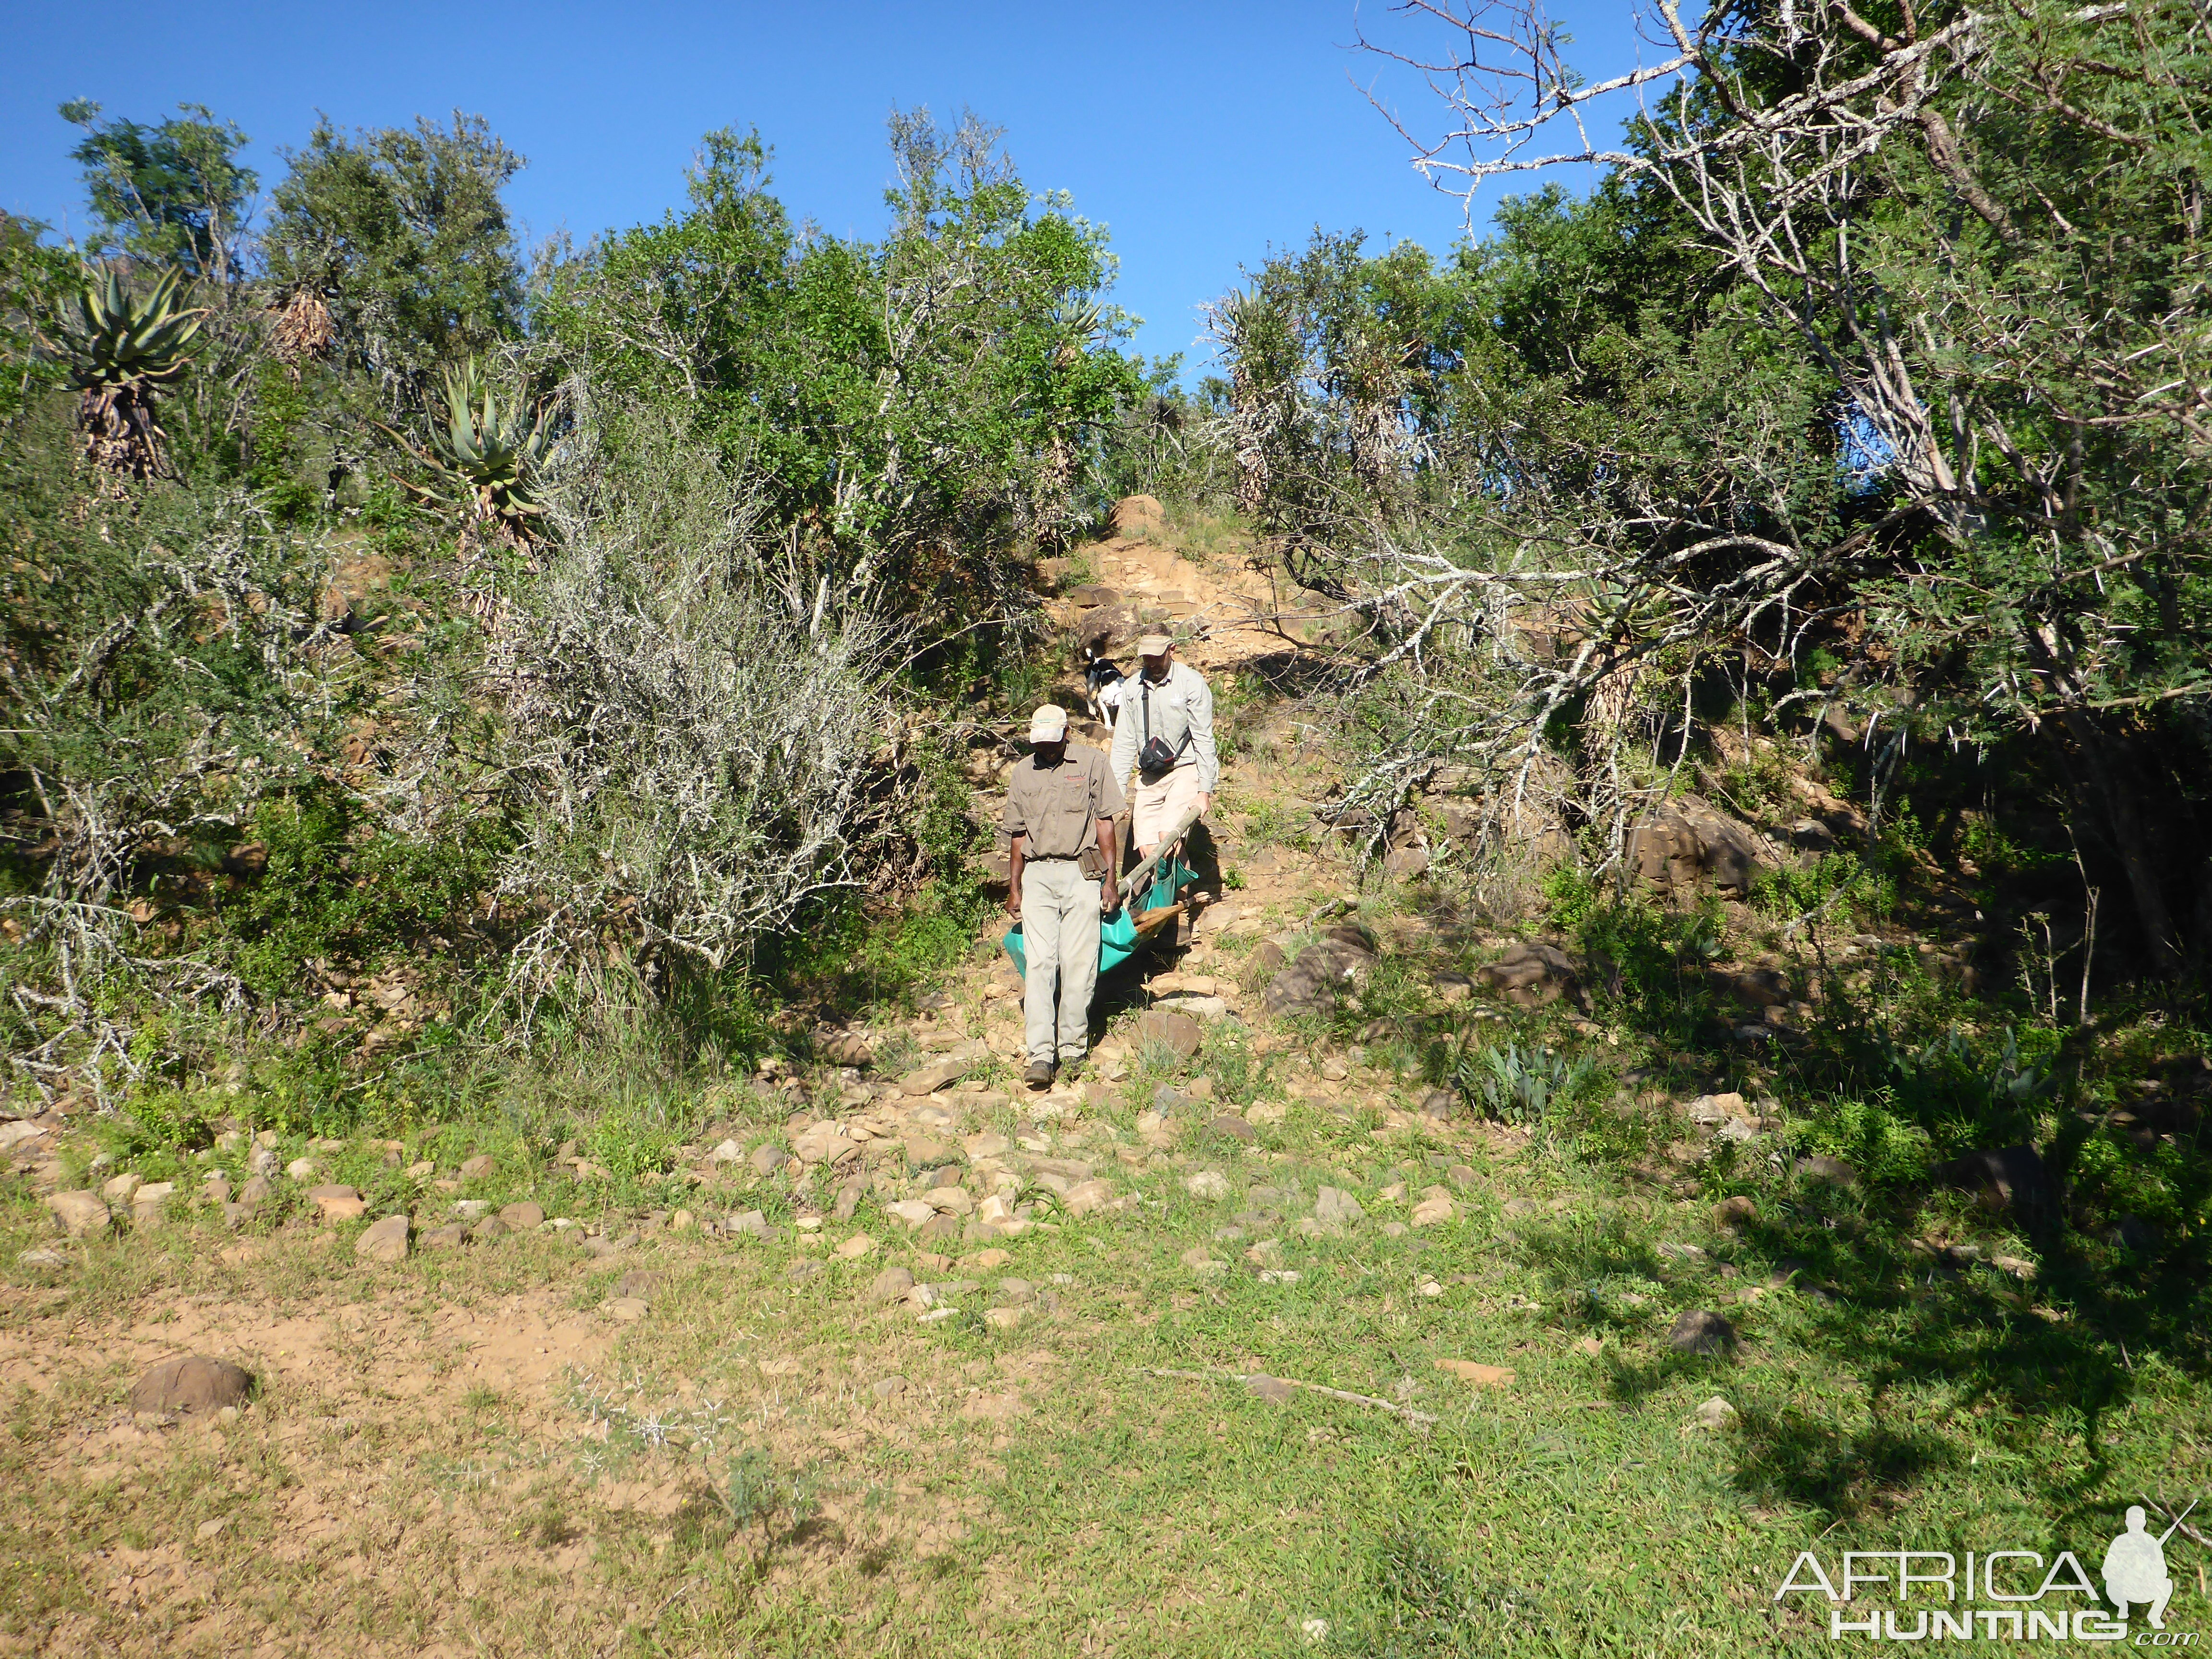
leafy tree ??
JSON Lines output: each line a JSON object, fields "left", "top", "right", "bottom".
{"left": 260, "top": 113, "right": 525, "bottom": 411}
{"left": 59, "top": 101, "right": 257, "bottom": 285}
{"left": 0, "top": 212, "right": 76, "bottom": 420}
{"left": 542, "top": 110, "right": 1142, "bottom": 622}
{"left": 1224, "top": 0, "right": 2212, "bottom": 984}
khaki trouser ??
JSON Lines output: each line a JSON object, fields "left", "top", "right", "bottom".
{"left": 1132, "top": 761, "right": 1202, "bottom": 850}
{"left": 1020, "top": 859, "right": 1100, "bottom": 1064}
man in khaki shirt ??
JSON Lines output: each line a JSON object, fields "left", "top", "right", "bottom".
{"left": 1003, "top": 704, "right": 1124, "bottom": 1089}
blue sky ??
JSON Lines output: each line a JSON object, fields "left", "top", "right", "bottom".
{"left": 1, "top": 0, "right": 1650, "bottom": 374}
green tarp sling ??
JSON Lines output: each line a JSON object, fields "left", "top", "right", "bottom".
{"left": 1002, "top": 854, "right": 1194, "bottom": 980}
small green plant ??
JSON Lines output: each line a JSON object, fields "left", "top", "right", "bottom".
{"left": 1454, "top": 1040, "right": 1593, "bottom": 1125}
{"left": 1540, "top": 866, "right": 1599, "bottom": 932}
{"left": 712, "top": 1448, "right": 816, "bottom": 1545}
{"left": 517, "top": 1487, "right": 573, "bottom": 1547}
{"left": 382, "top": 356, "right": 551, "bottom": 545}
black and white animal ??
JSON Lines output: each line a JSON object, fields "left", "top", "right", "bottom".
{"left": 1082, "top": 646, "right": 1126, "bottom": 727}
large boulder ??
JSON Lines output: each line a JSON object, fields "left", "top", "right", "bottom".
{"left": 1108, "top": 494, "right": 1166, "bottom": 538}
{"left": 1626, "top": 796, "right": 1778, "bottom": 897}
{"left": 1261, "top": 924, "right": 1378, "bottom": 1018}
{"left": 1476, "top": 939, "right": 1581, "bottom": 1009}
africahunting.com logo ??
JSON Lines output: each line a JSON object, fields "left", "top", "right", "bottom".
{"left": 1776, "top": 1503, "right": 2199, "bottom": 1643}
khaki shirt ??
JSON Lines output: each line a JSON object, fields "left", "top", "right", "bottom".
{"left": 1002, "top": 743, "right": 1125, "bottom": 861}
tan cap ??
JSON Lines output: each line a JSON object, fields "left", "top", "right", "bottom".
{"left": 1028, "top": 703, "right": 1069, "bottom": 743}
{"left": 1138, "top": 633, "right": 1174, "bottom": 657}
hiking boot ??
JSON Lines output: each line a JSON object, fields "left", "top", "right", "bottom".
{"left": 1023, "top": 1060, "right": 1054, "bottom": 1091}
{"left": 1058, "top": 1056, "right": 1085, "bottom": 1083}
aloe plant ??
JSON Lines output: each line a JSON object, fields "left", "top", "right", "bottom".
{"left": 54, "top": 263, "right": 205, "bottom": 480}
{"left": 385, "top": 357, "right": 551, "bottom": 545}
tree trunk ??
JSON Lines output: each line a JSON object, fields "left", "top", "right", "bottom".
{"left": 2059, "top": 710, "right": 2186, "bottom": 981}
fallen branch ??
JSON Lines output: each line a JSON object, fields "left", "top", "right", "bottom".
{"left": 1137, "top": 1365, "right": 1437, "bottom": 1427}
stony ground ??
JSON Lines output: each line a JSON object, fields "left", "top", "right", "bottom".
{"left": 3, "top": 510, "right": 2204, "bottom": 1656}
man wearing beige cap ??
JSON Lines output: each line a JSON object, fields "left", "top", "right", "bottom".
{"left": 1003, "top": 704, "right": 1124, "bottom": 1090}
{"left": 1109, "top": 634, "right": 1217, "bottom": 860}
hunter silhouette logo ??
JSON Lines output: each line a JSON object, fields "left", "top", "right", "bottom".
{"left": 2103, "top": 1504, "right": 2190, "bottom": 1630}
{"left": 1775, "top": 1500, "right": 2199, "bottom": 1642}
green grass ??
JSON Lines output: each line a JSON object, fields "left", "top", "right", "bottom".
{"left": 7, "top": 1007, "right": 2205, "bottom": 1657}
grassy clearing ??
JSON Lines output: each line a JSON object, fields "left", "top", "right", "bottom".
{"left": 5, "top": 999, "right": 2204, "bottom": 1658}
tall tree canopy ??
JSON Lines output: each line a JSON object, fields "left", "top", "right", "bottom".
{"left": 59, "top": 100, "right": 257, "bottom": 284}
{"left": 259, "top": 112, "right": 525, "bottom": 410}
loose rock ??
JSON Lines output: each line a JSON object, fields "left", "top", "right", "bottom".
{"left": 1943, "top": 1143, "right": 2052, "bottom": 1220}
{"left": 1667, "top": 1309, "right": 1739, "bottom": 1356}
{"left": 1435, "top": 1359, "right": 1515, "bottom": 1388}
{"left": 459, "top": 1154, "right": 495, "bottom": 1179}
{"left": 748, "top": 1142, "right": 789, "bottom": 1178}
{"left": 308, "top": 1185, "right": 366, "bottom": 1222}
{"left": 1136, "top": 1010, "right": 1204, "bottom": 1061}
{"left": 1692, "top": 1395, "right": 1740, "bottom": 1430}
{"left": 870, "top": 1266, "right": 916, "bottom": 1302}
{"left": 1410, "top": 1187, "right": 1455, "bottom": 1227}
{"left": 1064, "top": 1179, "right": 1112, "bottom": 1216}
{"left": 129, "top": 1355, "right": 252, "bottom": 1415}
{"left": 1313, "top": 1186, "right": 1365, "bottom": 1228}
{"left": 45, "top": 1203, "right": 110, "bottom": 1238}
{"left": 500, "top": 1201, "right": 545, "bottom": 1230}
{"left": 1796, "top": 1154, "right": 1860, "bottom": 1189}
{"left": 1179, "top": 1245, "right": 1227, "bottom": 1277}
{"left": 900, "top": 1042, "right": 986, "bottom": 1096}
{"left": 1261, "top": 928, "right": 1377, "bottom": 1018}
{"left": 1185, "top": 1170, "right": 1230, "bottom": 1200}
{"left": 792, "top": 1121, "right": 856, "bottom": 1166}
{"left": 354, "top": 1214, "right": 410, "bottom": 1263}
{"left": 1713, "top": 1195, "right": 1758, "bottom": 1231}
{"left": 1476, "top": 940, "right": 1581, "bottom": 1008}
